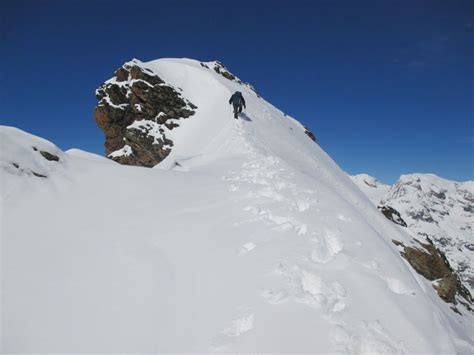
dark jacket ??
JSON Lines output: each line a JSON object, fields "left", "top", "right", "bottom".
{"left": 229, "top": 92, "right": 246, "bottom": 108}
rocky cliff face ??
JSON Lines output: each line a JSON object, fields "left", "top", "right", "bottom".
{"left": 392, "top": 238, "right": 472, "bottom": 314}
{"left": 94, "top": 59, "right": 197, "bottom": 167}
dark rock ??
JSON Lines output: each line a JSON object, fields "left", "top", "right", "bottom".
{"left": 378, "top": 205, "right": 407, "bottom": 227}
{"left": 408, "top": 208, "right": 435, "bottom": 223}
{"left": 464, "top": 244, "right": 474, "bottom": 251}
{"left": 392, "top": 239, "right": 472, "bottom": 312}
{"left": 463, "top": 193, "right": 474, "bottom": 203}
{"left": 364, "top": 180, "right": 378, "bottom": 188}
{"left": 430, "top": 189, "right": 446, "bottom": 200}
{"left": 94, "top": 61, "right": 197, "bottom": 167}
{"left": 303, "top": 126, "right": 316, "bottom": 142}
{"left": 463, "top": 205, "right": 474, "bottom": 213}
{"left": 32, "top": 172, "right": 47, "bottom": 178}
{"left": 213, "top": 62, "right": 236, "bottom": 81}
{"left": 115, "top": 68, "right": 129, "bottom": 82}
{"left": 39, "top": 151, "right": 60, "bottom": 162}
{"left": 129, "top": 65, "right": 164, "bottom": 86}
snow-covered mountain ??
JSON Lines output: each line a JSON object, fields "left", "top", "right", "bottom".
{"left": 1, "top": 58, "right": 473, "bottom": 353}
{"left": 351, "top": 173, "right": 473, "bottom": 299}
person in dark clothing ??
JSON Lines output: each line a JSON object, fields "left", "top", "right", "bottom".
{"left": 228, "top": 91, "right": 246, "bottom": 119}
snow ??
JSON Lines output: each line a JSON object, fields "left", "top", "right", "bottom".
{"left": 66, "top": 148, "right": 117, "bottom": 164}
{"left": 108, "top": 144, "right": 133, "bottom": 158}
{"left": 1, "top": 58, "right": 473, "bottom": 353}
{"left": 350, "top": 173, "right": 390, "bottom": 205}
{"left": 101, "top": 95, "right": 129, "bottom": 110}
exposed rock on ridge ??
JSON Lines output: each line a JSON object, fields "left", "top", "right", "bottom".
{"left": 303, "top": 126, "right": 317, "bottom": 142}
{"left": 392, "top": 238, "right": 472, "bottom": 314}
{"left": 95, "top": 59, "right": 197, "bottom": 167}
{"left": 378, "top": 205, "right": 407, "bottom": 227}
{"left": 200, "top": 60, "right": 261, "bottom": 97}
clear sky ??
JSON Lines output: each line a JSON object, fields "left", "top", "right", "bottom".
{"left": 2, "top": 0, "right": 473, "bottom": 183}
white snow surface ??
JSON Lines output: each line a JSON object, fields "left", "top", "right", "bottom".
{"left": 1, "top": 58, "right": 473, "bottom": 353}
{"left": 350, "top": 173, "right": 390, "bottom": 205}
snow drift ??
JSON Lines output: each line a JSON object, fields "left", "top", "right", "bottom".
{"left": 1, "top": 58, "right": 472, "bottom": 353}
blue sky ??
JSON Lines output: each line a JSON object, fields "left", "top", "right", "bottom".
{"left": 2, "top": 0, "right": 472, "bottom": 183}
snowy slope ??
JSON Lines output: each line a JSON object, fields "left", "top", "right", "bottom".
{"left": 350, "top": 173, "right": 390, "bottom": 205}
{"left": 1, "top": 59, "right": 473, "bottom": 353}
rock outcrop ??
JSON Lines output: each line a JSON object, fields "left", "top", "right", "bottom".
{"left": 200, "top": 60, "right": 261, "bottom": 97}
{"left": 393, "top": 238, "right": 472, "bottom": 314}
{"left": 303, "top": 126, "right": 317, "bottom": 142}
{"left": 378, "top": 205, "right": 407, "bottom": 227}
{"left": 95, "top": 59, "right": 197, "bottom": 167}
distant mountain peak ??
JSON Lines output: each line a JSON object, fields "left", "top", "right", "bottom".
{"left": 352, "top": 172, "right": 474, "bottom": 309}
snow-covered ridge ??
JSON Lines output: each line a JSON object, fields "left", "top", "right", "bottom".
{"left": 95, "top": 58, "right": 316, "bottom": 168}
{"left": 2, "top": 57, "right": 473, "bottom": 352}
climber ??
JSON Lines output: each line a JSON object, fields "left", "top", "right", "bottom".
{"left": 228, "top": 91, "right": 246, "bottom": 119}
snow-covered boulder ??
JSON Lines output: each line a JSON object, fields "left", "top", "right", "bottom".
{"left": 0, "top": 126, "right": 64, "bottom": 179}
{"left": 378, "top": 205, "right": 407, "bottom": 227}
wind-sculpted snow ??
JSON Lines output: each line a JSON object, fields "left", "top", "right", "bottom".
{"left": 1, "top": 58, "right": 473, "bottom": 353}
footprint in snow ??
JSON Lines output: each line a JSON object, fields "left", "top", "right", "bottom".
{"left": 261, "top": 289, "right": 290, "bottom": 304}
{"left": 270, "top": 264, "right": 347, "bottom": 312}
{"left": 295, "top": 224, "right": 308, "bottom": 235}
{"left": 310, "top": 230, "right": 344, "bottom": 264}
{"left": 297, "top": 270, "right": 346, "bottom": 311}
{"left": 220, "top": 313, "right": 255, "bottom": 337}
{"left": 239, "top": 242, "right": 256, "bottom": 255}
{"left": 362, "top": 260, "right": 415, "bottom": 296}
{"left": 381, "top": 276, "right": 416, "bottom": 296}
{"left": 293, "top": 199, "right": 313, "bottom": 212}
{"left": 331, "top": 320, "right": 409, "bottom": 354}
{"left": 337, "top": 214, "right": 352, "bottom": 222}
